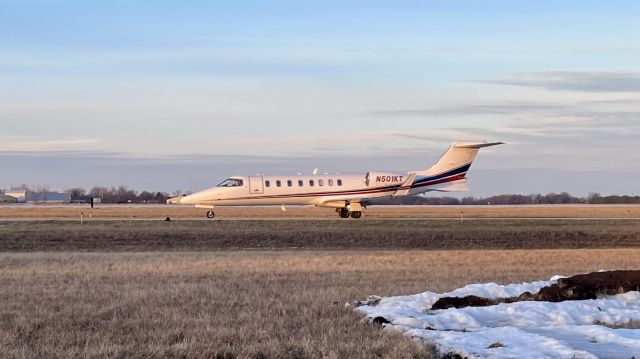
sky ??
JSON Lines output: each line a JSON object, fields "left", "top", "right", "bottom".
{"left": 1, "top": 0, "right": 639, "bottom": 196}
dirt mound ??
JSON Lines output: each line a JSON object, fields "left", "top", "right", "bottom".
{"left": 431, "top": 270, "right": 640, "bottom": 310}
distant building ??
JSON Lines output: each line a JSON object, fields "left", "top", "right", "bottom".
{"left": 5, "top": 190, "right": 26, "bottom": 203}
{"left": 0, "top": 195, "right": 18, "bottom": 204}
{"left": 26, "top": 192, "right": 71, "bottom": 203}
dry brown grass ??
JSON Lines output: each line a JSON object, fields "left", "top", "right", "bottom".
{"left": 1, "top": 249, "right": 638, "bottom": 358}
{"left": 1, "top": 204, "right": 640, "bottom": 219}
{"left": 1, "top": 219, "right": 639, "bottom": 252}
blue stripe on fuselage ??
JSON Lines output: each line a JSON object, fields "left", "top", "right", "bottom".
{"left": 414, "top": 163, "right": 471, "bottom": 184}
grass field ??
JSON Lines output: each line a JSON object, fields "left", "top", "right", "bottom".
{"left": 0, "top": 219, "right": 639, "bottom": 251}
{"left": 2, "top": 250, "right": 639, "bottom": 358}
{"left": 0, "top": 217, "right": 639, "bottom": 358}
{"left": 1, "top": 204, "right": 640, "bottom": 219}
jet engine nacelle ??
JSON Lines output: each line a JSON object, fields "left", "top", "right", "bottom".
{"left": 365, "top": 172, "right": 407, "bottom": 187}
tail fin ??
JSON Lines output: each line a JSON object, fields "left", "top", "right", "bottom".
{"left": 416, "top": 141, "right": 503, "bottom": 177}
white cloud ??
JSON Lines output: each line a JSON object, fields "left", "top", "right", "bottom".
{"left": 481, "top": 70, "right": 640, "bottom": 93}
{"left": 0, "top": 137, "right": 102, "bottom": 151}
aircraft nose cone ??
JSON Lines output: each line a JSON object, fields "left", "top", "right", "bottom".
{"left": 167, "top": 195, "right": 191, "bottom": 205}
{"left": 167, "top": 189, "right": 214, "bottom": 205}
{"left": 166, "top": 196, "right": 182, "bottom": 205}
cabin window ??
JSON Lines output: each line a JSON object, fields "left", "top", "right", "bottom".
{"left": 309, "top": 180, "right": 315, "bottom": 187}
{"left": 218, "top": 178, "right": 244, "bottom": 187}
{"left": 328, "top": 179, "right": 334, "bottom": 186}
{"left": 265, "top": 180, "right": 271, "bottom": 188}
{"left": 337, "top": 179, "right": 343, "bottom": 186}
{"left": 287, "top": 180, "right": 293, "bottom": 187}
{"left": 298, "top": 180, "right": 304, "bottom": 187}
{"left": 276, "top": 180, "right": 282, "bottom": 187}
{"left": 318, "top": 179, "right": 324, "bottom": 186}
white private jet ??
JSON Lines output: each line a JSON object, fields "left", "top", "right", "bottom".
{"left": 168, "top": 141, "right": 502, "bottom": 219}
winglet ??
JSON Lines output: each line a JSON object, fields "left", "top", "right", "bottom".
{"left": 392, "top": 173, "right": 417, "bottom": 197}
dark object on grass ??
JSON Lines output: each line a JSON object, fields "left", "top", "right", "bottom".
{"left": 431, "top": 270, "right": 640, "bottom": 310}
{"left": 372, "top": 317, "right": 390, "bottom": 326}
{"left": 164, "top": 217, "right": 171, "bottom": 222}
{"left": 440, "top": 353, "right": 464, "bottom": 359}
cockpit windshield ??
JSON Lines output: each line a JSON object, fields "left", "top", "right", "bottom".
{"left": 217, "top": 178, "right": 244, "bottom": 187}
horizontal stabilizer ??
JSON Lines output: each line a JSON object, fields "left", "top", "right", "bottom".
{"left": 453, "top": 141, "right": 504, "bottom": 149}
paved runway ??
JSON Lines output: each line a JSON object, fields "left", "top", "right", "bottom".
{"left": 1, "top": 217, "right": 639, "bottom": 221}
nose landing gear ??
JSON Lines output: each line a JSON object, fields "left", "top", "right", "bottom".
{"left": 206, "top": 210, "right": 215, "bottom": 219}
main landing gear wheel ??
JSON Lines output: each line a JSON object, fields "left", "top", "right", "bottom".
{"left": 350, "top": 211, "right": 362, "bottom": 219}
{"left": 206, "top": 210, "right": 215, "bottom": 219}
{"left": 338, "top": 208, "right": 350, "bottom": 219}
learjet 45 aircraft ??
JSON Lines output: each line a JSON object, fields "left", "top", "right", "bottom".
{"left": 168, "top": 141, "right": 502, "bottom": 219}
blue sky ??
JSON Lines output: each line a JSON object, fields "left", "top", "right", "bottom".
{"left": 1, "top": 1, "right": 639, "bottom": 195}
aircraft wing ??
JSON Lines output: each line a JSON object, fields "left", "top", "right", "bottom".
{"left": 391, "top": 173, "right": 416, "bottom": 197}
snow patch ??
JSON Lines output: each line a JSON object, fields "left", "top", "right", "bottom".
{"left": 349, "top": 275, "right": 640, "bottom": 358}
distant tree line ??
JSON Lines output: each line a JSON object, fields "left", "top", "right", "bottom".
{"left": 69, "top": 186, "right": 172, "bottom": 204}
{"left": 378, "top": 192, "right": 640, "bottom": 205}
{"left": 1, "top": 184, "right": 173, "bottom": 204}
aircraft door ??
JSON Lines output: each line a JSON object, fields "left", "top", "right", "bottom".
{"left": 249, "top": 176, "right": 264, "bottom": 194}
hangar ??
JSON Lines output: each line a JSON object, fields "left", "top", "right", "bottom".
{"left": 5, "top": 190, "right": 26, "bottom": 203}
{"left": 0, "top": 195, "right": 17, "bottom": 204}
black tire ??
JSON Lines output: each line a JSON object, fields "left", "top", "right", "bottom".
{"left": 350, "top": 211, "right": 362, "bottom": 219}
{"left": 339, "top": 209, "right": 350, "bottom": 218}
{"left": 206, "top": 210, "right": 215, "bottom": 219}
